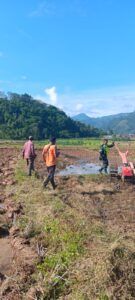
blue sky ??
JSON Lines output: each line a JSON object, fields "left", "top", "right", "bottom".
{"left": 0, "top": 0, "right": 135, "bottom": 117}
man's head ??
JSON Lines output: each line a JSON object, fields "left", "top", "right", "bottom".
{"left": 103, "top": 138, "right": 108, "bottom": 144}
{"left": 50, "top": 137, "right": 56, "bottom": 144}
{"left": 29, "top": 136, "right": 33, "bottom": 141}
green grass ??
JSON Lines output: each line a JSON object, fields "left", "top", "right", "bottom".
{"left": 1, "top": 137, "right": 134, "bottom": 150}
{"left": 99, "top": 293, "right": 109, "bottom": 300}
{"left": 0, "top": 138, "right": 101, "bottom": 151}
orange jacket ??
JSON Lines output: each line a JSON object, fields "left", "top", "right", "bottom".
{"left": 42, "top": 144, "right": 57, "bottom": 167}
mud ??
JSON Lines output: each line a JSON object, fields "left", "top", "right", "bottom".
{"left": 0, "top": 149, "right": 17, "bottom": 277}
{"left": 58, "top": 161, "right": 100, "bottom": 176}
{"left": 0, "top": 147, "right": 38, "bottom": 300}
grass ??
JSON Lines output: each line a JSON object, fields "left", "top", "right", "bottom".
{"left": 5, "top": 149, "right": 135, "bottom": 300}
{"left": 99, "top": 293, "right": 109, "bottom": 300}
{"left": 37, "top": 218, "right": 83, "bottom": 298}
{"left": 1, "top": 137, "right": 135, "bottom": 150}
{"left": 12, "top": 158, "right": 85, "bottom": 298}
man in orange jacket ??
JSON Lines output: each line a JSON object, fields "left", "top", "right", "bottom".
{"left": 42, "top": 137, "right": 59, "bottom": 189}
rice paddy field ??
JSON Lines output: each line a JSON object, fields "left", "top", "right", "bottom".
{"left": 0, "top": 138, "right": 135, "bottom": 299}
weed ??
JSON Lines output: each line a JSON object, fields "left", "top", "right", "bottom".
{"left": 99, "top": 292, "right": 109, "bottom": 300}
{"left": 52, "top": 198, "right": 65, "bottom": 213}
{"left": 18, "top": 215, "right": 29, "bottom": 230}
{"left": 37, "top": 217, "right": 83, "bottom": 298}
{"left": 90, "top": 224, "right": 107, "bottom": 238}
{"left": 15, "top": 158, "right": 27, "bottom": 182}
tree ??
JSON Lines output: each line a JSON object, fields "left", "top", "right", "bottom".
{"left": 0, "top": 92, "right": 103, "bottom": 139}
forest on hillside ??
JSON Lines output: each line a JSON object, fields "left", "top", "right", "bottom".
{"left": 0, "top": 93, "right": 104, "bottom": 139}
{"left": 73, "top": 112, "right": 135, "bottom": 134}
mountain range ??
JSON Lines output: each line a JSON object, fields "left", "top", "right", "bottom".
{"left": 72, "top": 112, "right": 135, "bottom": 134}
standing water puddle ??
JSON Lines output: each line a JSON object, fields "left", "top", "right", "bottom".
{"left": 58, "top": 162, "right": 100, "bottom": 176}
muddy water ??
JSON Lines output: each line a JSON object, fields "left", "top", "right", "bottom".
{"left": 58, "top": 162, "right": 101, "bottom": 176}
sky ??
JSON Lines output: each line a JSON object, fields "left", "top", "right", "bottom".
{"left": 0, "top": 0, "right": 135, "bottom": 117}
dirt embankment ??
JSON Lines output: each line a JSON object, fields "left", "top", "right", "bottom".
{"left": 0, "top": 148, "right": 38, "bottom": 300}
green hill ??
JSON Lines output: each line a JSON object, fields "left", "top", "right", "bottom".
{"left": 0, "top": 93, "right": 103, "bottom": 139}
{"left": 73, "top": 112, "right": 135, "bottom": 134}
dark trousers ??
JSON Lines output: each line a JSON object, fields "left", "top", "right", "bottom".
{"left": 26, "top": 158, "right": 35, "bottom": 176}
{"left": 43, "top": 165, "right": 56, "bottom": 189}
{"left": 99, "top": 159, "right": 108, "bottom": 174}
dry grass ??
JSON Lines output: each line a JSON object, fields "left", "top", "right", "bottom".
{"left": 2, "top": 149, "right": 135, "bottom": 300}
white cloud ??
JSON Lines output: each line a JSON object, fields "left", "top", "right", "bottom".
{"left": 45, "top": 86, "right": 58, "bottom": 105}
{"left": 29, "top": 1, "right": 55, "bottom": 17}
{"left": 58, "top": 85, "right": 135, "bottom": 117}
{"left": 32, "top": 84, "right": 135, "bottom": 118}
{"left": 29, "top": 0, "right": 88, "bottom": 19}
{"left": 75, "top": 103, "right": 83, "bottom": 111}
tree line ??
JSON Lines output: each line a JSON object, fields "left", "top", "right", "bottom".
{"left": 0, "top": 92, "right": 104, "bottom": 139}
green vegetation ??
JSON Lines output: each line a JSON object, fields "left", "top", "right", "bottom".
{"left": 99, "top": 293, "right": 109, "bottom": 300}
{"left": 73, "top": 112, "right": 135, "bottom": 134}
{"left": 37, "top": 218, "right": 83, "bottom": 298}
{"left": 1, "top": 136, "right": 133, "bottom": 153}
{"left": 0, "top": 93, "right": 104, "bottom": 139}
{"left": 37, "top": 137, "right": 102, "bottom": 150}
